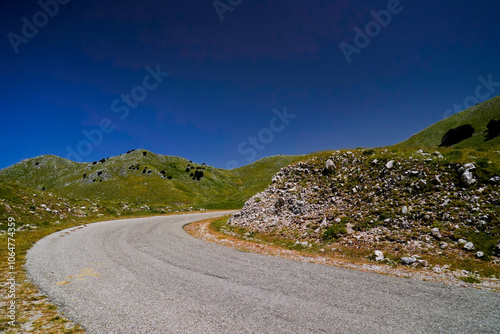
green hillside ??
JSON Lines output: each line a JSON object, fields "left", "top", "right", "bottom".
{"left": 0, "top": 150, "right": 306, "bottom": 210}
{"left": 395, "top": 94, "right": 500, "bottom": 149}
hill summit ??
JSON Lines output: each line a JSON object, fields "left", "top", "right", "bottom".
{"left": 0, "top": 150, "right": 305, "bottom": 211}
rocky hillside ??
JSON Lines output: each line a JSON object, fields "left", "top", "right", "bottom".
{"left": 0, "top": 150, "right": 304, "bottom": 210}
{"left": 229, "top": 148, "right": 500, "bottom": 261}
{"left": 0, "top": 180, "right": 112, "bottom": 233}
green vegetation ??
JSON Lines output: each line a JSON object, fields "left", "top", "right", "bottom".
{"left": 459, "top": 276, "right": 482, "bottom": 284}
{"left": 1, "top": 95, "right": 499, "bottom": 332}
{"left": 322, "top": 219, "right": 348, "bottom": 241}
{"left": 395, "top": 94, "right": 500, "bottom": 149}
{"left": 0, "top": 151, "right": 306, "bottom": 211}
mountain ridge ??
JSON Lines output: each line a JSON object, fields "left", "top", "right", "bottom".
{"left": 0, "top": 149, "right": 306, "bottom": 211}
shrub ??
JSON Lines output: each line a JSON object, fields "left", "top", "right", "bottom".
{"left": 476, "top": 157, "right": 490, "bottom": 168}
{"left": 362, "top": 149, "right": 375, "bottom": 156}
{"left": 353, "top": 217, "right": 380, "bottom": 231}
{"left": 322, "top": 222, "right": 347, "bottom": 241}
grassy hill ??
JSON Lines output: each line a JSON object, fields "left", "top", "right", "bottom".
{"left": 395, "top": 94, "right": 500, "bottom": 149}
{"left": 224, "top": 96, "right": 500, "bottom": 279}
{"left": 0, "top": 150, "right": 306, "bottom": 211}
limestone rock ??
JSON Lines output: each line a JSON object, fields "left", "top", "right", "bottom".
{"left": 463, "top": 242, "right": 474, "bottom": 251}
{"left": 325, "top": 159, "right": 335, "bottom": 172}
{"left": 431, "top": 228, "right": 441, "bottom": 238}
{"left": 490, "top": 176, "right": 500, "bottom": 183}
{"left": 401, "top": 257, "right": 417, "bottom": 265}
{"left": 374, "top": 250, "right": 384, "bottom": 261}
{"left": 433, "top": 151, "right": 444, "bottom": 159}
{"left": 461, "top": 170, "right": 476, "bottom": 186}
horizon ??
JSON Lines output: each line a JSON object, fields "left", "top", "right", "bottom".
{"left": 0, "top": 149, "right": 309, "bottom": 171}
{"left": 1, "top": 1, "right": 500, "bottom": 170}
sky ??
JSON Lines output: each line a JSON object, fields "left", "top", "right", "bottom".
{"left": 1, "top": 0, "right": 500, "bottom": 170}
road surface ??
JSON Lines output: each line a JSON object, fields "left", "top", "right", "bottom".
{"left": 26, "top": 212, "right": 500, "bottom": 333}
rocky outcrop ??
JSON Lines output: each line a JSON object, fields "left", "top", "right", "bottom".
{"left": 229, "top": 149, "right": 499, "bottom": 259}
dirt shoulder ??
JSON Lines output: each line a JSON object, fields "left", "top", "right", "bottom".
{"left": 185, "top": 218, "right": 500, "bottom": 293}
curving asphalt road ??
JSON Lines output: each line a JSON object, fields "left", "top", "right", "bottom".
{"left": 26, "top": 212, "right": 500, "bottom": 333}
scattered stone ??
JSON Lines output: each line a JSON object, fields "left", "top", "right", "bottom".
{"left": 228, "top": 151, "right": 499, "bottom": 268}
{"left": 460, "top": 163, "right": 476, "bottom": 172}
{"left": 476, "top": 251, "right": 484, "bottom": 259}
{"left": 433, "top": 151, "right": 444, "bottom": 159}
{"left": 463, "top": 242, "right": 475, "bottom": 251}
{"left": 294, "top": 241, "right": 310, "bottom": 248}
{"left": 401, "top": 257, "right": 417, "bottom": 265}
{"left": 431, "top": 228, "right": 441, "bottom": 238}
{"left": 417, "top": 259, "right": 428, "bottom": 267}
{"left": 374, "top": 250, "right": 384, "bottom": 261}
{"left": 490, "top": 176, "right": 500, "bottom": 183}
{"left": 461, "top": 170, "right": 476, "bottom": 186}
{"left": 458, "top": 239, "right": 467, "bottom": 245}
{"left": 325, "top": 159, "right": 335, "bottom": 172}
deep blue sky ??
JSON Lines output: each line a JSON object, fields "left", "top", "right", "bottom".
{"left": 1, "top": 0, "right": 500, "bottom": 169}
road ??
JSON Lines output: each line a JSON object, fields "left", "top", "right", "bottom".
{"left": 26, "top": 212, "right": 500, "bottom": 333}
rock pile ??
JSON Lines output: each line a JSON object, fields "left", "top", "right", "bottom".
{"left": 229, "top": 149, "right": 499, "bottom": 260}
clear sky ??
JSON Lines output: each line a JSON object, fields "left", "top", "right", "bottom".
{"left": 1, "top": 0, "right": 499, "bottom": 169}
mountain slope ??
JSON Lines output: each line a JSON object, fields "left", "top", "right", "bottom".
{"left": 0, "top": 150, "right": 306, "bottom": 209}
{"left": 395, "top": 94, "right": 500, "bottom": 149}
{"left": 229, "top": 148, "right": 500, "bottom": 275}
